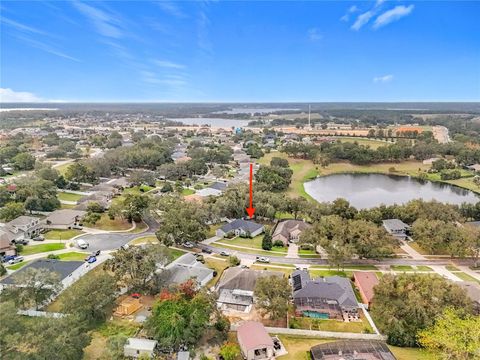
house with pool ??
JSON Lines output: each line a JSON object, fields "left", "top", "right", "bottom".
{"left": 291, "top": 270, "right": 359, "bottom": 322}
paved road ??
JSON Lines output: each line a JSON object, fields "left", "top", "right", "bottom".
{"left": 197, "top": 243, "right": 476, "bottom": 267}
{"left": 75, "top": 216, "right": 159, "bottom": 252}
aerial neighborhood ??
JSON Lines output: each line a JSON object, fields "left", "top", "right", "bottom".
{"left": 0, "top": 104, "right": 479, "bottom": 360}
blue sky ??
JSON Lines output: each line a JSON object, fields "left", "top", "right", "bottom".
{"left": 0, "top": 1, "right": 479, "bottom": 102}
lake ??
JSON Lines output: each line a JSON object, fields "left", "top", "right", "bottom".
{"left": 304, "top": 173, "right": 480, "bottom": 209}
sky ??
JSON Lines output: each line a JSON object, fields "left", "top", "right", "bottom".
{"left": 0, "top": 1, "right": 479, "bottom": 103}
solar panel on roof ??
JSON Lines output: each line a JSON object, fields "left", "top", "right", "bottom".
{"left": 293, "top": 274, "right": 302, "bottom": 291}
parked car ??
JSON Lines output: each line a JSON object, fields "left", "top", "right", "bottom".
{"left": 91, "top": 250, "right": 101, "bottom": 257}
{"left": 120, "top": 244, "right": 129, "bottom": 251}
{"left": 220, "top": 251, "right": 230, "bottom": 256}
{"left": 76, "top": 239, "right": 89, "bottom": 249}
{"left": 14, "top": 239, "right": 29, "bottom": 245}
{"left": 183, "top": 242, "right": 194, "bottom": 248}
{"left": 85, "top": 255, "right": 95, "bottom": 262}
{"left": 8, "top": 256, "right": 24, "bottom": 265}
{"left": 86, "top": 256, "right": 97, "bottom": 264}
{"left": 1, "top": 255, "right": 16, "bottom": 263}
{"left": 72, "top": 224, "right": 83, "bottom": 230}
{"left": 272, "top": 336, "right": 281, "bottom": 350}
{"left": 256, "top": 256, "right": 270, "bottom": 263}
{"left": 32, "top": 235, "right": 45, "bottom": 241}
{"left": 131, "top": 293, "right": 141, "bottom": 299}
{"left": 202, "top": 248, "right": 213, "bottom": 254}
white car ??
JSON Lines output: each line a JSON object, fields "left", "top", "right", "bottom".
{"left": 8, "top": 256, "right": 24, "bottom": 265}
{"left": 183, "top": 242, "right": 194, "bottom": 248}
{"left": 220, "top": 251, "right": 230, "bottom": 256}
{"left": 76, "top": 239, "right": 89, "bottom": 249}
{"left": 256, "top": 256, "right": 270, "bottom": 263}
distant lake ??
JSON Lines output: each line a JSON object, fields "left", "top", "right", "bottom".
{"left": 170, "top": 117, "right": 251, "bottom": 127}
{"left": 304, "top": 173, "right": 480, "bottom": 209}
{"left": 213, "top": 107, "right": 299, "bottom": 114}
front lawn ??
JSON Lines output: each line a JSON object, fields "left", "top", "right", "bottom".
{"left": 90, "top": 213, "right": 132, "bottom": 231}
{"left": 309, "top": 269, "right": 352, "bottom": 278}
{"left": 56, "top": 252, "right": 87, "bottom": 261}
{"left": 7, "top": 261, "right": 30, "bottom": 270}
{"left": 391, "top": 265, "right": 414, "bottom": 271}
{"left": 44, "top": 229, "right": 84, "bottom": 240}
{"left": 129, "top": 235, "right": 159, "bottom": 245}
{"left": 20, "top": 243, "right": 65, "bottom": 256}
{"left": 221, "top": 235, "right": 288, "bottom": 253}
{"left": 57, "top": 191, "right": 83, "bottom": 202}
{"left": 181, "top": 188, "right": 195, "bottom": 196}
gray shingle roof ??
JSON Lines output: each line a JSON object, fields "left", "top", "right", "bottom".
{"left": 217, "top": 267, "right": 283, "bottom": 292}
{"left": 0, "top": 259, "right": 84, "bottom": 285}
{"left": 293, "top": 271, "right": 358, "bottom": 309}
{"left": 382, "top": 219, "right": 410, "bottom": 232}
{"left": 220, "top": 219, "right": 263, "bottom": 234}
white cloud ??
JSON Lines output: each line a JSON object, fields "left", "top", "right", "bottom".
{"left": 0, "top": 88, "right": 41, "bottom": 102}
{"left": 373, "top": 5, "right": 414, "bottom": 29}
{"left": 72, "top": 1, "right": 123, "bottom": 38}
{"left": 307, "top": 28, "right": 323, "bottom": 41}
{"left": 153, "top": 59, "right": 186, "bottom": 69}
{"left": 373, "top": 74, "right": 394, "bottom": 83}
{"left": 155, "top": 1, "right": 187, "bottom": 18}
{"left": 375, "top": 0, "right": 385, "bottom": 8}
{"left": 349, "top": 5, "right": 359, "bottom": 13}
{"left": 1, "top": 17, "right": 48, "bottom": 36}
{"left": 341, "top": 5, "right": 359, "bottom": 22}
{"left": 351, "top": 10, "right": 375, "bottom": 31}
{"left": 16, "top": 35, "right": 80, "bottom": 62}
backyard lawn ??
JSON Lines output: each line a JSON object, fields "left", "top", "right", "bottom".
{"left": 44, "top": 229, "right": 84, "bottom": 240}
{"left": 205, "top": 257, "right": 229, "bottom": 287}
{"left": 276, "top": 335, "right": 438, "bottom": 360}
{"left": 57, "top": 191, "right": 83, "bottom": 202}
{"left": 20, "top": 243, "right": 65, "bottom": 256}
{"left": 288, "top": 312, "right": 373, "bottom": 333}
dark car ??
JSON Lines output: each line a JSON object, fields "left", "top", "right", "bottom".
{"left": 1, "top": 255, "right": 16, "bottom": 263}
{"left": 201, "top": 248, "right": 213, "bottom": 254}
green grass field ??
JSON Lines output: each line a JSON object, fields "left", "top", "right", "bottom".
{"left": 90, "top": 213, "right": 132, "bottom": 231}
{"left": 181, "top": 188, "right": 195, "bottom": 195}
{"left": 57, "top": 191, "right": 83, "bottom": 202}
{"left": 56, "top": 252, "right": 87, "bottom": 261}
{"left": 454, "top": 272, "right": 480, "bottom": 284}
{"left": 391, "top": 265, "right": 414, "bottom": 271}
{"left": 44, "top": 229, "right": 84, "bottom": 240}
{"left": 20, "top": 243, "right": 65, "bottom": 255}
{"left": 6, "top": 261, "right": 30, "bottom": 270}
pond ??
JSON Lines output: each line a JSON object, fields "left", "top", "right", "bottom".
{"left": 304, "top": 173, "right": 480, "bottom": 209}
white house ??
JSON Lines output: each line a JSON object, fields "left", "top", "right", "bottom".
{"left": 124, "top": 338, "right": 158, "bottom": 359}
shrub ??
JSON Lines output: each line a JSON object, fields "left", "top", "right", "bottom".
{"left": 273, "top": 240, "right": 284, "bottom": 247}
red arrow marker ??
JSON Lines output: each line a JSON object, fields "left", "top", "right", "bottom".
{"left": 246, "top": 163, "right": 256, "bottom": 218}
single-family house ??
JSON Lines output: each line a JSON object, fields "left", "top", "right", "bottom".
{"left": 272, "top": 219, "right": 311, "bottom": 245}
{"left": 292, "top": 270, "right": 359, "bottom": 321}
{"left": 0, "top": 230, "right": 16, "bottom": 257}
{"left": 237, "top": 321, "right": 274, "bottom": 360}
{"left": 0, "top": 259, "right": 85, "bottom": 290}
{"left": 310, "top": 340, "right": 397, "bottom": 360}
{"left": 216, "top": 219, "right": 264, "bottom": 238}
{"left": 124, "top": 338, "right": 158, "bottom": 359}
{"left": 5, "top": 215, "right": 42, "bottom": 239}
{"left": 382, "top": 219, "right": 410, "bottom": 240}
{"left": 44, "top": 209, "right": 86, "bottom": 229}
{"left": 353, "top": 271, "right": 379, "bottom": 309}
{"left": 163, "top": 253, "right": 214, "bottom": 287}
{"left": 216, "top": 268, "right": 283, "bottom": 313}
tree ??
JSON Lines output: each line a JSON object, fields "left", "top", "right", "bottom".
{"left": 105, "top": 244, "right": 170, "bottom": 291}
{"left": 146, "top": 287, "right": 218, "bottom": 351}
{"left": 255, "top": 165, "right": 293, "bottom": 192}
{"left": 255, "top": 275, "right": 290, "bottom": 319}
{"left": 61, "top": 271, "right": 117, "bottom": 324}
{"left": 129, "top": 170, "right": 156, "bottom": 187}
{"left": 12, "top": 152, "right": 35, "bottom": 170}
{"left": 418, "top": 308, "right": 480, "bottom": 360}
{"left": 219, "top": 343, "right": 241, "bottom": 360}
{"left": 0, "top": 302, "right": 91, "bottom": 360}
{"left": 101, "top": 335, "right": 128, "bottom": 360}
{"left": 371, "top": 274, "right": 472, "bottom": 347}
{"left": 270, "top": 157, "right": 289, "bottom": 168}
{"left": 65, "top": 162, "right": 98, "bottom": 184}
{"left": 262, "top": 228, "right": 273, "bottom": 250}
{"left": 155, "top": 198, "right": 208, "bottom": 246}
{"left": 0, "top": 201, "right": 25, "bottom": 222}
{"left": 83, "top": 211, "right": 101, "bottom": 225}
{"left": 122, "top": 193, "right": 149, "bottom": 222}
{"left": 0, "top": 268, "right": 61, "bottom": 310}
{"left": 228, "top": 255, "right": 241, "bottom": 266}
